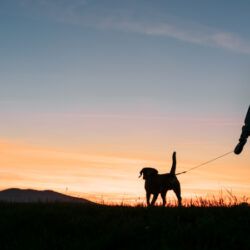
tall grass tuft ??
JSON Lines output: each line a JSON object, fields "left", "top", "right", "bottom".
{"left": 99, "top": 190, "right": 249, "bottom": 207}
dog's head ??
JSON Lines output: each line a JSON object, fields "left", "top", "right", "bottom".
{"left": 139, "top": 167, "right": 158, "bottom": 179}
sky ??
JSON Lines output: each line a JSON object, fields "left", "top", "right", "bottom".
{"left": 0, "top": 0, "right": 250, "bottom": 204}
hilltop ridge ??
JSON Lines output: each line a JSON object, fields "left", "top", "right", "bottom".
{"left": 0, "top": 188, "right": 95, "bottom": 204}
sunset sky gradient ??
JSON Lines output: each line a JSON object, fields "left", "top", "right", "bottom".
{"left": 0, "top": 0, "right": 250, "bottom": 203}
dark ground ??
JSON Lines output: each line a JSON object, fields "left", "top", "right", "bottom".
{"left": 0, "top": 203, "right": 249, "bottom": 250}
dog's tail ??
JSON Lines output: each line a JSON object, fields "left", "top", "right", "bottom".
{"left": 170, "top": 151, "right": 176, "bottom": 175}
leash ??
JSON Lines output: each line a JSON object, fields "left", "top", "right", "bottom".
{"left": 176, "top": 150, "right": 234, "bottom": 176}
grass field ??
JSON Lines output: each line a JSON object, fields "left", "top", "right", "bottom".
{"left": 0, "top": 202, "right": 249, "bottom": 250}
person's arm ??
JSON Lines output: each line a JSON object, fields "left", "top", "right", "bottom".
{"left": 234, "top": 106, "right": 250, "bottom": 154}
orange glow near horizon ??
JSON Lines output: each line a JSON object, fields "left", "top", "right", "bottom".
{"left": 0, "top": 135, "right": 249, "bottom": 204}
{"left": 1, "top": 0, "right": 250, "bottom": 207}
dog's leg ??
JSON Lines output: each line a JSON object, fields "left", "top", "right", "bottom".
{"left": 161, "top": 191, "right": 167, "bottom": 206}
{"left": 173, "top": 183, "right": 182, "bottom": 206}
{"left": 146, "top": 192, "right": 151, "bottom": 206}
{"left": 150, "top": 193, "right": 159, "bottom": 206}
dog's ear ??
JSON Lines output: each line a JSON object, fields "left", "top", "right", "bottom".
{"left": 139, "top": 169, "right": 144, "bottom": 178}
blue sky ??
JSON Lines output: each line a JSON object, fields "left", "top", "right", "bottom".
{"left": 0, "top": 0, "right": 250, "bottom": 147}
{"left": 1, "top": 0, "right": 250, "bottom": 115}
{"left": 0, "top": 0, "right": 249, "bottom": 140}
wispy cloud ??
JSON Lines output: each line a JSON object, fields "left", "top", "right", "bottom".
{"left": 21, "top": 0, "right": 250, "bottom": 55}
{"left": 97, "top": 18, "right": 250, "bottom": 55}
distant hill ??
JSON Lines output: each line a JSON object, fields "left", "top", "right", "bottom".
{"left": 0, "top": 188, "right": 96, "bottom": 204}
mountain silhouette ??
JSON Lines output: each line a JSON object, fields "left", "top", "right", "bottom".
{"left": 0, "top": 188, "right": 95, "bottom": 204}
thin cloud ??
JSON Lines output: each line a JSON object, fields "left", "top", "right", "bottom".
{"left": 35, "top": 112, "right": 241, "bottom": 126}
{"left": 97, "top": 19, "right": 250, "bottom": 55}
{"left": 20, "top": 0, "right": 250, "bottom": 55}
